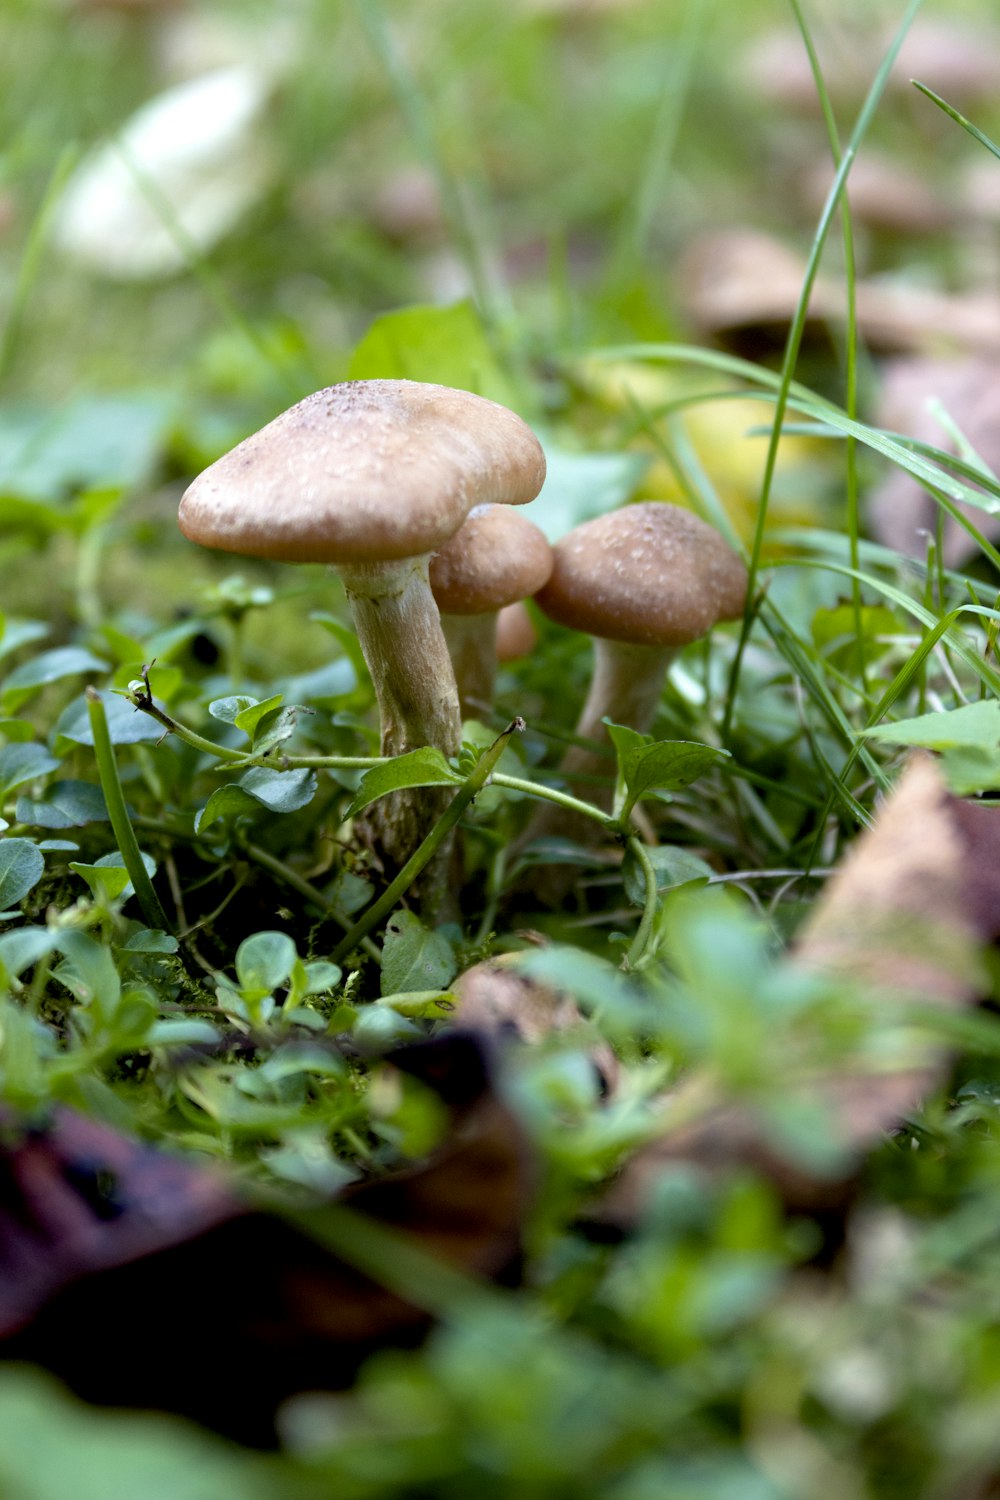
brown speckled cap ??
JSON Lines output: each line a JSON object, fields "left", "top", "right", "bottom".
{"left": 534, "top": 502, "right": 747, "bottom": 647}
{"left": 429, "top": 503, "right": 553, "bottom": 615}
{"left": 178, "top": 379, "right": 547, "bottom": 565}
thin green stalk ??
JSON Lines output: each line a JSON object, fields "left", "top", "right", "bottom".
{"left": 331, "top": 719, "right": 525, "bottom": 964}
{"left": 789, "top": 0, "right": 867, "bottom": 697}
{"left": 126, "top": 682, "right": 251, "bottom": 761}
{"left": 721, "top": 0, "right": 924, "bottom": 735}
{"left": 86, "top": 688, "right": 173, "bottom": 934}
{"left": 126, "top": 678, "right": 384, "bottom": 770}
{"left": 912, "top": 82, "right": 1000, "bottom": 164}
{"left": 0, "top": 145, "right": 77, "bottom": 385}
{"left": 623, "top": 835, "right": 659, "bottom": 972}
{"left": 609, "top": 0, "right": 708, "bottom": 287}
{"left": 352, "top": 0, "right": 505, "bottom": 329}
{"left": 490, "top": 772, "right": 619, "bottom": 829}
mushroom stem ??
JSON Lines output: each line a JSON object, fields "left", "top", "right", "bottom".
{"left": 339, "top": 555, "right": 462, "bottom": 885}
{"left": 518, "top": 640, "right": 672, "bottom": 865}
{"left": 560, "top": 639, "right": 676, "bottom": 811}
{"left": 440, "top": 613, "right": 498, "bottom": 720}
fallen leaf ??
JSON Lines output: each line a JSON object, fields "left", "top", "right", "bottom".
{"left": 598, "top": 756, "right": 1000, "bottom": 1221}
{"left": 0, "top": 1034, "right": 533, "bottom": 1445}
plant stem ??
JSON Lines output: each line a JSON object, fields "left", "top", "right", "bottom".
{"left": 623, "top": 835, "right": 659, "bottom": 972}
{"left": 86, "top": 688, "right": 173, "bottom": 934}
{"left": 489, "top": 773, "right": 619, "bottom": 829}
{"left": 331, "top": 719, "right": 525, "bottom": 964}
{"left": 126, "top": 675, "right": 384, "bottom": 770}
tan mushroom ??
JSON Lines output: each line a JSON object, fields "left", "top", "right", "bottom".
{"left": 496, "top": 601, "right": 538, "bottom": 665}
{"left": 429, "top": 503, "right": 552, "bottom": 719}
{"left": 178, "top": 379, "right": 546, "bottom": 878}
{"left": 533, "top": 502, "right": 747, "bottom": 811}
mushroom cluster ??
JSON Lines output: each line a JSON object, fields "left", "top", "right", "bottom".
{"left": 178, "top": 380, "right": 747, "bottom": 911}
{"left": 179, "top": 379, "right": 546, "bottom": 881}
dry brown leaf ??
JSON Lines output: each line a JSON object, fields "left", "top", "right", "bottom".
{"left": 599, "top": 757, "right": 1000, "bottom": 1222}
{"left": 0, "top": 1033, "right": 533, "bottom": 1445}
{"left": 450, "top": 956, "right": 618, "bottom": 1096}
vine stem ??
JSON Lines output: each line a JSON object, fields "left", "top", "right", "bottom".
{"left": 330, "top": 719, "right": 526, "bottom": 965}
{"left": 489, "top": 773, "right": 619, "bottom": 829}
{"left": 125, "top": 674, "right": 385, "bottom": 769}
{"left": 86, "top": 688, "right": 173, "bottom": 934}
{"left": 623, "top": 835, "right": 659, "bottom": 972}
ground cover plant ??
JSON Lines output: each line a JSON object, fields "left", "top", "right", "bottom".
{"left": 5, "top": 0, "right": 1000, "bottom": 1495}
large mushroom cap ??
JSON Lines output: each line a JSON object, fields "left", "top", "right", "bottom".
{"left": 178, "top": 379, "right": 547, "bottom": 565}
{"left": 534, "top": 502, "right": 748, "bottom": 647}
{"left": 429, "top": 503, "right": 553, "bottom": 615}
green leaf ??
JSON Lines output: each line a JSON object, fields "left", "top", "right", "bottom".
{"left": 70, "top": 861, "right": 131, "bottom": 903}
{"left": 195, "top": 785, "right": 259, "bottom": 833}
{"left": 0, "top": 718, "right": 36, "bottom": 742}
{"left": 812, "top": 602, "right": 902, "bottom": 671}
{"left": 53, "top": 690, "right": 165, "bottom": 748}
{"left": 234, "top": 692, "right": 284, "bottom": 741}
{"left": 0, "top": 743, "right": 61, "bottom": 798}
{"left": 862, "top": 701, "right": 1000, "bottom": 795}
{"left": 346, "top": 747, "right": 461, "bottom": 817}
{"left": 380, "top": 910, "right": 457, "bottom": 995}
{"left": 70, "top": 851, "right": 156, "bottom": 905}
{"left": 310, "top": 612, "right": 369, "bottom": 683}
{"left": 607, "top": 725, "right": 730, "bottom": 817}
{"left": 300, "top": 959, "right": 343, "bottom": 994}
{"left": 235, "top": 930, "right": 297, "bottom": 997}
{"left": 0, "top": 393, "right": 172, "bottom": 502}
{"left": 239, "top": 766, "right": 317, "bottom": 813}
{"left": 0, "top": 618, "right": 48, "bottom": 663}
{"left": 187, "top": 768, "right": 320, "bottom": 833}
{"left": 207, "top": 693, "right": 289, "bottom": 747}
{"left": 349, "top": 300, "right": 520, "bottom": 407}
{"left": 120, "top": 928, "right": 179, "bottom": 955}
{"left": 51, "top": 929, "right": 120, "bottom": 1015}
{"left": 0, "top": 838, "right": 45, "bottom": 907}
{"left": 252, "top": 706, "right": 312, "bottom": 756}
{"left": 528, "top": 445, "right": 649, "bottom": 543}
{"left": 862, "top": 700, "right": 1000, "bottom": 751}
{"left": 377, "top": 989, "right": 456, "bottom": 1018}
{"left": 622, "top": 843, "right": 714, "bottom": 905}
{"left": 147, "top": 1017, "right": 221, "bottom": 1046}
{"left": 16, "top": 780, "right": 109, "bottom": 828}
{"left": 0, "top": 926, "right": 56, "bottom": 985}
{"left": 2, "top": 646, "right": 107, "bottom": 712}
{"left": 0, "top": 1366, "right": 283, "bottom": 1500}
{"left": 208, "top": 694, "right": 258, "bottom": 724}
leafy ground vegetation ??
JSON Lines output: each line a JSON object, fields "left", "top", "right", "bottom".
{"left": 5, "top": 0, "right": 1000, "bottom": 1495}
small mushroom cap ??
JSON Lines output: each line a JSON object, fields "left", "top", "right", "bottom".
{"left": 496, "top": 601, "right": 538, "bottom": 662}
{"left": 534, "top": 502, "right": 747, "bottom": 647}
{"left": 178, "top": 379, "right": 547, "bottom": 565}
{"left": 429, "top": 503, "right": 553, "bottom": 615}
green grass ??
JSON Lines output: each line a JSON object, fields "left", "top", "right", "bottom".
{"left": 5, "top": 0, "right": 1000, "bottom": 1494}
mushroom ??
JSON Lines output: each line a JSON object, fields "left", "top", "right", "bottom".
{"left": 178, "top": 379, "right": 546, "bottom": 878}
{"left": 496, "top": 601, "right": 538, "bottom": 665}
{"left": 429, "top": 503, "right": 553, "bottom": 718}
{"left": 533, "top": 502, "right": 748, "bottom": 812}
